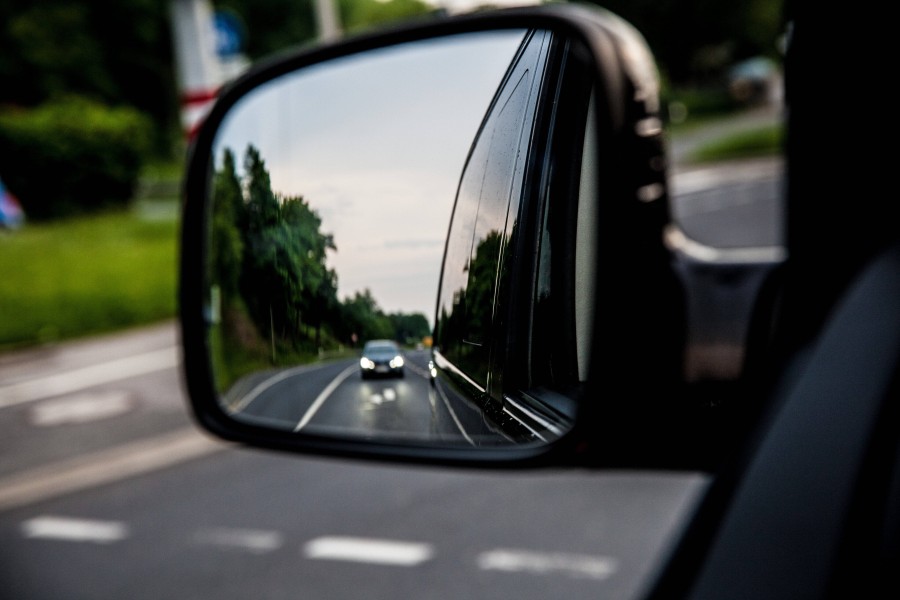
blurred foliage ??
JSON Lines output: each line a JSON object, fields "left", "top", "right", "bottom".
{"left": 0, "top": 0, "right": 785, "bottom": 166}
{"left": 0, "top": 210, "right": 177, "bottom": 350}
{"left": 582, "top": 0, "right": 785, "bottom": 84}
{"left": 689, "top": 123, "right": 784, "bottom": 163}
{"left": 664, "top": 86, "right": 737, "bottom": 121}
{"left": 216, "top": 0, "right": 437, "bottom": 58}
{"left": 0, "top": 0, "right": 179, "bottom": 157}
{"left": 0, "top": 96, "right": 153, "bottom": 219}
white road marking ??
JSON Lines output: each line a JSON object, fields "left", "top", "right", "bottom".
{"left": 304, "top": 536, "right": 434, "bottom": 566}
{"left": 21, "top": 516, "right": 128, "bottom": 544}
{"left": 671, "top": 159, "right": 782, "bottom": 196}
{"left": 664, "top": 224, "right": 785, "bottom": 264}
{"left": 228, "top": 364, "right": 309, "bottom": 414}
{"left": 29, "top": 391, "right": 133, "bottom": 426}
{"left": 294, "top": 365, "right": 357, "bottom": 432}
{"left": 0, "top": 428, "right": 225, "bottom": 512}
{"left": 194, "top": 528, "right": 284, "bottom": 554}
{"left": 434, "top": 383, "right": 475, "bottom": 446}
{"left": 478, "top": 549, "right": 618, "bottom": 579}
{"left": 0, "top": 347, "right": 177, "bottom": 409}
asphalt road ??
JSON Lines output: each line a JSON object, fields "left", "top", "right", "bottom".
{"left": 0, "top": 118, "right": 781, "bottom": 598}
{"left": 229, "top": 350, "right": 456, "bottom": 439}
{"left": 0, "top": 322, "right": 707, "bottom": 599}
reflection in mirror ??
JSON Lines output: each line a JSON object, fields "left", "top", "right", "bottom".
{"left": 205, "top": 29, "right": 580, "bottom": 447}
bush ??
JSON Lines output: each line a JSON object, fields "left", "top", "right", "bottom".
{"left": 663, "top": 86, "right": 737, "bottom": 124}
{"left": 0, "top": 96, "right": 152, "bottom": 219}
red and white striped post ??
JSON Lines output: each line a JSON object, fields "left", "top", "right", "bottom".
{"left": 170, "top": 0, "right": 223, "bottom": 141}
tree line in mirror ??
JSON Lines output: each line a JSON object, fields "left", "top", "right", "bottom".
{"left": 208, "top": 145, "right": 430, "bottom": 391}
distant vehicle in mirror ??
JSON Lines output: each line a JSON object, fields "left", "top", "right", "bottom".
{"left": 359, "top": 339, "right": 404, "bottom": 379}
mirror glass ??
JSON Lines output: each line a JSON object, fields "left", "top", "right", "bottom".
{"left": 204, "top": 29, "right": 583, "bottom": 447}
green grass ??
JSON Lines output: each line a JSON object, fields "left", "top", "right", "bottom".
{"left": 0, "top": 208, "right": 179, "bottom": 350}
{"left": 689, "top": 123, "right": 784, "bottom": 163}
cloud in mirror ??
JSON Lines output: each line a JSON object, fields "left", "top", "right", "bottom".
{"left": 206, "top": 30, "right": 532, "bottom": 446}
{"left": 214, "top": 31, "right": 525, "bottom": 319}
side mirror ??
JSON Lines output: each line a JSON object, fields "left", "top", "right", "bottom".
{"left": 180, "top": 4, "right": 678, "bottom": 467}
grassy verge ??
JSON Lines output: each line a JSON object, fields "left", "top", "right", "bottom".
{"left": 688, "top": 123, "right": 784, "bottom": 163}
{"left": 0, "top": 207, "right": 179, "bottom": 351}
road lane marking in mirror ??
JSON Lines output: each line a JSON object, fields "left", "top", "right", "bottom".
{"left": 194, "top": 528, "right": 284, "bottom": 554}
{"left": 477, "top": 549, "right": 618, "bottom": 579}
{"left": 294, "top": 365, "right": 357, "bottom": 432}
{"left": 433, "top": 383, "right": 475, "bottom": 446}
{"left": 29, "top": 391, "right": 133, "bottom": 427}
{"left": 0, "top": 347, "right": 177, "bottom": 409}
{"left": 671, "top": 159, "right": 782, "bottom": 196}
{"left": 0, "top": 428, "right": 224, "bottom": 511}
{"left": 663, "top": 224, "right": 785, "bottom": 264}
{"left": 304, "top": 536, "right": 434, "bottom": 566}
{"left": 228, "top": 363, "right": 314, "bottom": 414}
{"left": 21, "top": 516, "right": 128, "bottom": 544}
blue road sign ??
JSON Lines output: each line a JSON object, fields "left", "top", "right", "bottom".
{"left": 213, "top": 10, "right": 245, "bottom": 58}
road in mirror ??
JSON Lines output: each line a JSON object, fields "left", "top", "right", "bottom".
{"left": 205, "top": 30, "right": 538, "bottom": 447}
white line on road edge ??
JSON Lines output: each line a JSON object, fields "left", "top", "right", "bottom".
{"left": 194, "top": 528, "right": 284, "bottom": 554}
{"left": 434, "top": 383, "right": 475, "bottom": 446}
{"left": 229, "top": 364, "right": 310, "bottom": 414}
{"left": 0, "top": 347, "right": 178, "bottom": 409}
{"left": 294, "top": 365, "right": 357, "bottom": 432}
{"left": 21, "top": 516, "right": 129, "bottom": 543}
{"left": 304, "top": 536, "right": 434, "bottom": 566}
{"left": 477, "top": 549, "right": 618, "bottom": 579}
{"left": 0, "top": 428, "right": 225, "bottom": 512}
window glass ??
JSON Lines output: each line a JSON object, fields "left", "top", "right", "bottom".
{"left": 435, "top": 31, "right": 550, "bottom": 389}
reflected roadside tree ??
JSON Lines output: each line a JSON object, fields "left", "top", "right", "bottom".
{"left": 434, "top": 230, "right": 505, "bottom": 386}
{"left": 209, "top": 144, "right": 435, "bottom": 380}
{"left": 240, "top": 146, "right": 337, "bottom": 349}
{"left": 209, "top": 144, "right": 338, "bottom": 362}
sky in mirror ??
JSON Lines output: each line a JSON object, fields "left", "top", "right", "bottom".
{"left": 215, "top": 30, "right": 526, "bottom": 324}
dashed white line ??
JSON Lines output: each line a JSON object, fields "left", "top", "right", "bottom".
{"left": 433, "top": 383, "right": 475, "bottom": 446}
{"left": 21, "top": 516, "right": 128, "bottom": 544}
{"left": 194, "top": 528, "right": 284, "bottom": 554}
{"left": 477, "top": 549, "right": 618, "bottom": 579}
{"left": 0, "top": 347, "right": 178, "bottom": 409}
{"left": 29, "top": 391, "right": 133, "bottom": 426}
{"left": 303, "top": 536, "right": 434, "bottom": 566}
{"left": 294, "top": 365, "right": 357, "bottom": 432}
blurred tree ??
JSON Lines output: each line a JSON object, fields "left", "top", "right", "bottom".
{"left": 339, "top": 289, "right": 395, "bottom": 344}
{"left": 389, "top": 312, "right": 431, "bottom": 344}
{"left": 585, "top": 0, "right": 785, "bottom": 84}
{"left": 239, "top": 146, "right": 339, "bottom": 347}
{"left": 210, "top": 148, "right": 245, "bottom": 299}
{"left": 340, "top": 0, "right": 436, "bottom": 34}
{"left": 216, "top": 0, "right": 435, "bottom": 57}
{"left": 0, "top": 0, "right": 179, "bottom": 156}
